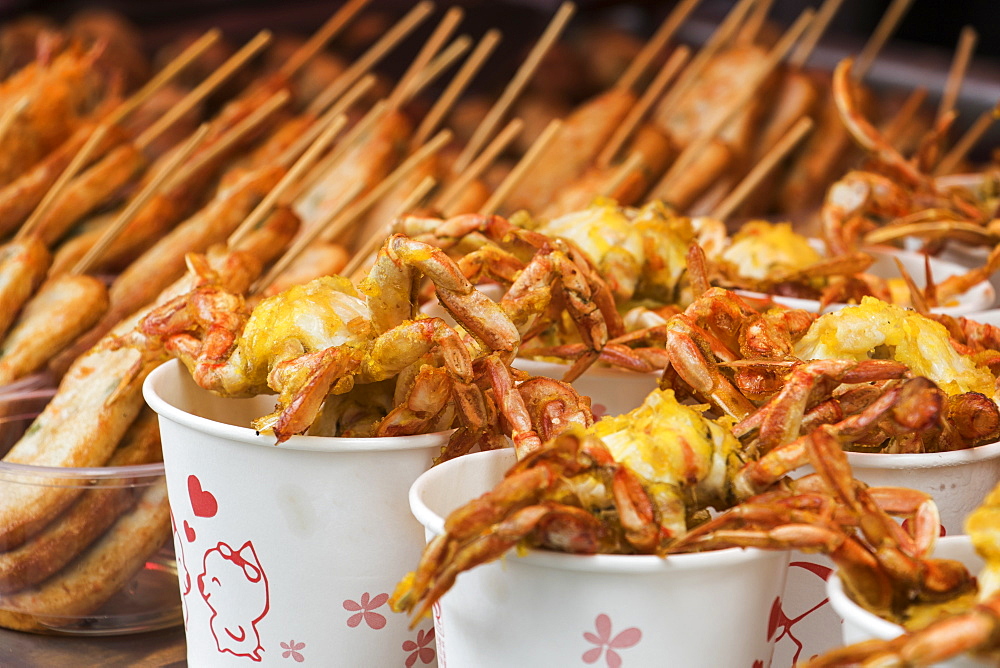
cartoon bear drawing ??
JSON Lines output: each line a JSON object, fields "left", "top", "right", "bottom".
{"left": 199, "top": 541, "right": 270, "bottom": 662}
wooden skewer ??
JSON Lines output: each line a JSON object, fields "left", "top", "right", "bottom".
{"left": 158, "top": 89, "right": 291, "bottom": 195}
{"left": 275, "top": 74, "right": 376, "bottom": 168}
{"left": 788, "top": 0, "right": 845, "bottom": 69}
{"left": 228, "top": 113, "right": 349, "bottom": 247}
{"left": 258, "top": 130, "right": 453, "bottom": 291}
{"left": 600, "top": 151, "right": 645, "bottom": 199}
{"left": 616, "top": 0, "right": 702, "bottom": 92}
{"left": 280, "top": 0, "right": 371, "bottom": 78}
{"left": 738, "top": 0, "right": 775, "bottom": 46}
{"left": 318, "top": 130, "right": 453, "bottom": 244}
{"left": 405, "top": 36, "right": 473, "bottom": 106}
{"left": 853, "top": 0, "right": 915, "bottom": 81}
{"left": 453, "top": 1, "right": 575, "bottom": 173}
{"left": 413, "top": 29, "right": 501, "bottom": 149}
{"left": 136, "top": 30, "right": 273, "bottom": 152}
{"left": 598, "top": 45, "right": 690, "bottom": 167}
{"left": 479, "top": 119, "right": 562, "bottom": 215}
{"left": 652, "top": 9, "right": 814, "bottom": 201}
{"left": 882, "top": 86, "right": 927, "bottom": 147}
{"left": 937, "top": 26, "right": 978, "bottom": 123}
{"left": 343, "top": 175, "right": 437, "bottom": 281}
{"left": 710, "top": 116, "right": 813, "bottom": 221}
{"left": 305, "top": 1, "right": 435, "bottom": 116}
{"left": 392, "top": 174, "right": 438, "bottom": 220}
{"left": 290, "top": 99, "right": 390, "bottom": 205}
{"left": 16, "top": 125, "right": 111, "bottom": 241}
{"left": 435, "top": 117, "right": 523, "bottom": 214}
{"left": 655, "top": 0, "right": 759, "bottom": 120}
{"left": 106, "top": 28, "right": 221, "bottom": 127}
{"left": 934, "top": 103, "right": 1000, "bottom": 176}
{"left": 0, "top": 96, "right": 28, "bottom": 146}
{"left": 252, "top": 181, "right": 365, "bottom": 296}
{"left": 72, "top": 125, "right": 211, "bottom": 276}
{"left": 388, "top": 6, "right": 465, "bottom": 110}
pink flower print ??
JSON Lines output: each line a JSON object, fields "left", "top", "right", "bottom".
{"left": 582, "top": 614, "right": 642, "bottom": 667}
{"left": 402, "top": 627, "right": 436, "bottom": 667}
{"left": 280, "top": 640, "right": 306, "bottom": 662}
{"left": 344, "top": 592, "right": 389, "bottom": 629}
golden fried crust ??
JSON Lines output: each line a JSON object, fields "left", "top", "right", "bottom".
{"left": 0, "top": 273, "right": 109, "bottom": 385}
{"left": 504, "top": 87, "right": 635, "bottom": 215}
{"left": 0, "top": 237, "right": 51, "bottom": 340}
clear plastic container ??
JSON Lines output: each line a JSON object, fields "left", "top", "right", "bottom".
{"left": 0, "top": 389, "right": 181, "bottom": 635}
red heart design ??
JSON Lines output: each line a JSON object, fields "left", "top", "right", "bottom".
{"left": 187, "top": 475, "right": 218, "bottom": 518}
{"left": 183, "top": 520, "right": 196, "bottom": 542}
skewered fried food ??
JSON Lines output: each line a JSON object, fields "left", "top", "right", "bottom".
{"left": 0, "top": 273, "right": 108, "bottom": 385}
{"left": 0, "top": 43, "right": 109, "bottom": 187}
{"left": 51, "top": 167, "right": 291, "bottom": 375}
{"left": 501, "top": 86, "right": 634, "bottom": 214}
{"left": 0, "top": 237, "right": 49, "bottom": 339}
{"left": 1, "top": 211, "right": 297, "bottom": 550}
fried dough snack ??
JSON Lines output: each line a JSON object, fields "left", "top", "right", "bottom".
{"left": 0, "top": 273, "right": 108, "bottom": 385}
{"left": 0, "top": 478, "right": 171, "bottom": 631}
{"left": 0, "top": 411, "right": 161, "bottom": 593}
{"left": 0, "top": 229, "right": 290, "bottom": 550}
{"left": 0, "top": 237, "right": 49, "bottom": 339}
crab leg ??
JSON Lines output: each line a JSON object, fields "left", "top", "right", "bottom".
{"left": 363, "top": 233, "right": 519, "bottom": 356}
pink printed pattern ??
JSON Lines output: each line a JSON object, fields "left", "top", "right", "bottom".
{"left": 280, "top": 640, "right": 306, "bottom": 662}
{"left": 403, "top": 628, "right": 436, "bottom": 667}
{"left": 344, "top": 592, "right": 389, "bottom": 629}
{"left": 774, "top": 562, "right": 835, "bottom": 665}
{"left": 582, "top": 614, "right": 642, "bottom": 667}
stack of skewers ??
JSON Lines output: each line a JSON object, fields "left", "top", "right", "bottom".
{"left": 0, "top": 2, "right": 998, "bottom": 665}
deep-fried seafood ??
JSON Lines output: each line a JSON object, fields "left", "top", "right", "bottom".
{"left": 136, "top": 234, "right": 532, "bottom": 457}
{"left": 804, "top": 479, "right": 1000, "bottom": 667}
{"left": 391, "top": 384, "right": 966, "bottom": 623}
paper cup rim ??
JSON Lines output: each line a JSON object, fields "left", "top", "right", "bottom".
{"left": 844, "top": 440, "right": 1000, "bottom": 469}
{"left": 410, "top": 448, "right": 779, "bottom": 574}
{"left": 826, "top": 535, "right": 972, "bottom": 640}
{"left": 143, "top": 360, "right": 453, "bottom": 453}
{"left": 514, "top": 356, "right": 661, "bottom": 380}
{"left": 735, "top": 244, "right": 995, "bottom": 315}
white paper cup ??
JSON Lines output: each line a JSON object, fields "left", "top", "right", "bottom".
{"left": 738, "top": 245, "right": 995, "bottom": 316}
{"left": 773, "top": 443, "right": 1000, "bottom": 667}
{"left": 512, "top": 358, "right": 660, "bottom": 420}
{"left": 827, "top": 535, "right": 989, "bottom": 668}
{"left": 409, "top": 448, "right": 790, "bottom": 668}
{"left": 143, "top": 360, "right": 444, "bottom": 667}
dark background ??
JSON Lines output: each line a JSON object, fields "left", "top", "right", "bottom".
{"left": 2, "top": 1, "right": 996, "bottom": 132}
{"left": 1, "top": 0, "right": 995, "bottom": 55}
